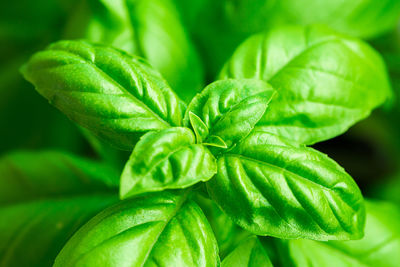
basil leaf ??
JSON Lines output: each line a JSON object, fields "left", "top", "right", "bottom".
{"left": 221, "top": 236, "right": 273, "bottom": 267}
{"left": 184, "top": 79, "right": 275, "bottom": 149}
{"left": 21, "top": 40, "right": 185, "bottom": 150}
{"left": 194, "top": 194, "right": 251, "bottom": 258}
{"left": 54, "top": 191, "right": 220, "bottom": 266}
{"left": 63, "top": 0, "right": 136, "bottom": 54}
{"left": 120, "top": 127, "right": 217, "bottom": 199}
{"left": 278, "top": 200, "right": 400, "bottom": 267}
{"left": 66, "top": 0, "right": 204, "bottom": 102}
{"left": 207, "top": 131, "right": 365, "bottom": 240}
{"left": 126, "top": 0, "right": 204, "bottom": 102}
{"left": 189, "top": 111, "right": 209, "bottom": 143}
{"left": 0, "top": 150, "right": 119, "bottom": 204}
{"left": 224, "top": 0, "right": 400, "bottom": 40}
{"left": 0, "top": 151, "right": 118, "bottom": 267}
{"left": 220, "top": 25, "right": 391, "bottom": 145}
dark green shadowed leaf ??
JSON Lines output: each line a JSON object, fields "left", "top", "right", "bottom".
{"left": 220, "top": 25, "right": 391, "bottom": 145}
{"left": 21, "top": 40, "right": 185, "bottom": 150}
{"left": 54, "top": 191, "right": 220, "bottom": 267}
{"left": 65, "top": 0, "right": 204, "bottom": 102}
{"left": 120, "top": 127, "right": 217, "bottom": 199}
{"left": 0, "top": 151, "right": 119, "bottom": 267}
{"left": 222, "top": 236, "right": 273, "bottom": 267}
{"left": 276, "top": 200, "right": 400, "bottom": 267}
{"left": 194, "top": 194, "right": 251, "bottom": 258}
{"left": 184, "top": 79, "right": 275, "bottom": 150}
{"left": 223, "top": 0, "right": 400, "bottom": 40}
{"left": 207, "top": 131, "right": 365, "bottom": 240}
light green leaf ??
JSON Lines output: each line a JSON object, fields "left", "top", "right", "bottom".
{"left": 54, "top": 191, "right": 220, "bottom": 267}
{"left": 184, "top": 79, "right": 275, "bottom": 149}
{"left": 120, "top": 127, "right": 217, "bottom": 199}
{"left": 207, "top": 130, "right": 365, "bottom": 240}
{"left": 222, "top": 236, "right": 273, "bottom": 267}
{"left": 278, "top": 200, "right": 400, "bottom": 267}
{"left": 0, "top": 151, "right": 118, "bottom": 267}
{"left": 220, "top": 25, "right": 391, "bottom": 145}
{"left": 21, "top": 40, "right": 185, "bottom": 150}
{"left": 189, "top": 111, "right": 209, "bottom": 143}
{"left": 66, "top": 0, "right": 204, "bottom": 102}
{"left": 204, "top": 135, "right": 228, "bottom": 149}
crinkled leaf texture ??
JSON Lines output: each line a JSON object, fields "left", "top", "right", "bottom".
{"left": 220, "top": 25, "right": 391, "bottom": 145}
{"left": 222, "top": 236, "right": 273, "bottom": 267}
{"left": 184, "top": 79, "right": 275, "bottom": 149}
{"left": 276, "top": 200, "right": 400, "bottom": 267}
{"left": 66, "top": 0, "right": 204, "bottom": 102}
{"left": 120, "top": 127, "right": 217, "bottom": 199}
{"left": 21, "top": 40, "right": 185, "bottom": 150}
{"left": 0, "top": 151, "right": 118, "bottom": 267}
{"left": 54, "top": 191, "right": 220, "bottom": 267}
{"left": 207, "top": 131, "right": 365, "bottom": 240}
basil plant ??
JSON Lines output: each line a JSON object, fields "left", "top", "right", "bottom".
{"left": 1, "top": 0, "right": 400, "bottom": 266}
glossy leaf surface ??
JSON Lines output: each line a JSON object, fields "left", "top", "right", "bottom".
{"left": 221, "top": 236, "right": 273, "bottom": 267}
{"left": 207, "top": 131, "right": 365, "bottom": 240}
{"left": 184, "top": 79, "right": 275, "bottom": 149}
{"left": 0, "top": 151, "right": 118, "bottom": 267}
{"left": 54, "top": 191, "right": 220, "bottom": 267}
{"left": 279, "top": 200, "right": 400, "bottom": 267}
{"left": 21, "top": 40, "right": 185, "bottom": 150}
{"left": 120, "top": 127, "right": 217, "bottom": 199}
{"left": 220, "top": 25, "right": 391, "bottom": 145}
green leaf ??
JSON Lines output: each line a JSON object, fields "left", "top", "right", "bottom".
{"left": 21, "top": 40, "right": 185, "bottom": 150}
{"left": 54, "top": 191, "right": 220, "bottom": 267}
{"left": 188, "top": 112, "right": 229, "bottom": 148}
{"left": 204, "top": 135, "right": 228, "bottom": 149}
{"left": 0, "top": 150, "right": 119, "bottom": 204}
{"left": 63, "top": 0, "right": 136, "bottom": 54}
{"left": 0, "top": 151, "right": 118, "bottom": 267}
{"left": 222, "top": 236, "right": 273, "bottom": 267}
{"left": 126, "top": 0, "right": 204, "bottom": 102}
{"left": 223, "top": 0, "right": 400, "bottom": 39}
{"left": 120, "top": 127, "right": 217, "bottom": 199}
{"left": 280, "top": 0, "right": 400, "bottom": 39}
{"left": 66, "top": 0, "right": 204, "bottom": 102}
{"left": 207, "top": 130, "right": 365, "bottom": 240}
{"left": 220, "top": 25, "right": 391, "bottom": 145}
{"left": 277, "top": 200, "right": 400, "bottom": 267}
{"left": 189, "top": 111, "right": 209, "bottom": 143}
{"left": 184, "top": 79, "right": 275, "bottom": 149}
{"left": 194, "top": 194, "right": 251, "bottom": 258}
